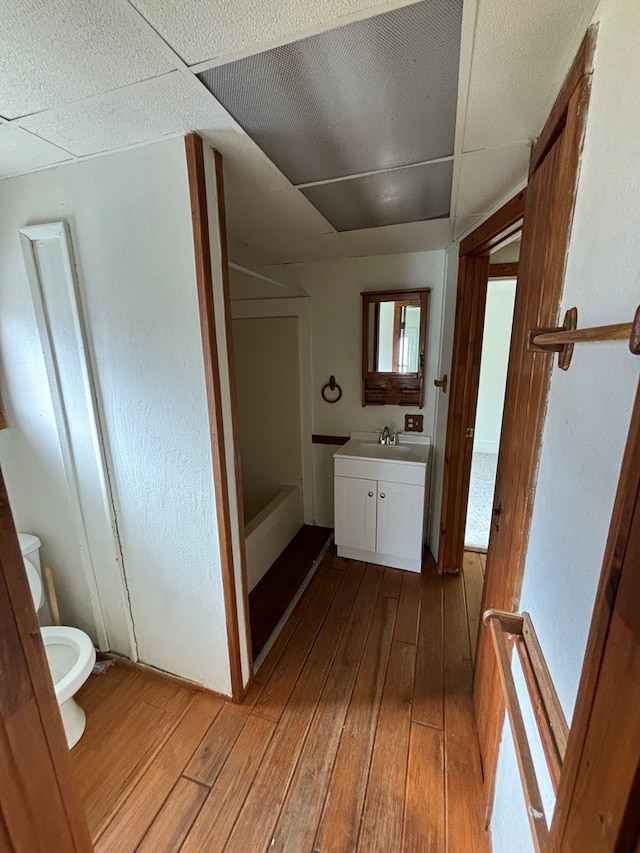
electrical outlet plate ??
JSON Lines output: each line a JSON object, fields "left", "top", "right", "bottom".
{"left": 404, "top": 414, "right": 424, "bottom": 432}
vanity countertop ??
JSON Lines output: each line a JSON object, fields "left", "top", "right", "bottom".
{"left": 334, "top": 432, "right": 431, "bottom": 467}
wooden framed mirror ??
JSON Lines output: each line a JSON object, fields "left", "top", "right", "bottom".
{"left": 361, "top": 288, "right": 430, "bottom": 406}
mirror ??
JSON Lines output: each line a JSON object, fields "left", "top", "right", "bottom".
{"left": 362, "top": 288, "right": 430, "bottom": 406}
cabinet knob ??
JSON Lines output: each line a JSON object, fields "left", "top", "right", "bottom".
{"left": 380, "top": 493, "right": 386, "bottom": 499}
{"left": 368, "top": 491, "right": 374, "bottom": 497}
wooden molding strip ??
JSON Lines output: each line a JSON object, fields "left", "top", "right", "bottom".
{"left": 185, "top": 134, "right": 244, "bottom": 703}
{"left": 311, "top": 434, "right": 350, "bottom": 446}
{"left": 459, "top": 190, "right": 526, "bottom": 257}
{"left": 489, "top": 262, "right": 519, "bottom": 279}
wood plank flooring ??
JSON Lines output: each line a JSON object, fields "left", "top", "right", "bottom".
{"left": 72, "top": 548, "right": 490, "bottom": 852}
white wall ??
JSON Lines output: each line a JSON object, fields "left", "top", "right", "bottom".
{"left": 491, "top": 1, "right": 640, "bottom": 847}
{"left": 259, "top": 252, "right": 446, "bottom": 528}
{"left": 0, "top": 138, "right": 232, "bottom": 693}
{"left": 232, "top": 316, "right": 302, "bottom": 487}
{"left": 473, "top": 279, "right": 516, "bottom": 454}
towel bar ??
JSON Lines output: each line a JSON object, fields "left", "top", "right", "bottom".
{"left": 528, "top": 304, "right": 640, "bottom": 369}
{"left": 484, "top": 609, "right": 569, "bottom": 853}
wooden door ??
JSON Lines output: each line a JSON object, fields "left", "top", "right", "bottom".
{"left": 334, "top": 476, "right": 377, "bottom": 552}
{"left": 0, "top": 467, "right": 91, "bottom": 851}
{"left": 473, "top": 29, "right": 596, "bottom": 813}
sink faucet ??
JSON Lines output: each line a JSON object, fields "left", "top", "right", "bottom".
{"left": 379, "top": 426, "right": 391, "bottom": 445}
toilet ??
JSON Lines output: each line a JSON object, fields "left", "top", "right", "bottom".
{"left": 19, "top": 533, "right": 96, "bottom": 748}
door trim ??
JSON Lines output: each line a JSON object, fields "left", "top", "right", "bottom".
{"left": 185, "top": 134, "right": 252, "bottom": 702}
{"left": 437, "top": 192, "right": 525, "bottom": 574}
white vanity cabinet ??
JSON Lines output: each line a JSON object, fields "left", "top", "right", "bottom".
{"left": 333, "top": 435, "right": 430, "bottom": 573}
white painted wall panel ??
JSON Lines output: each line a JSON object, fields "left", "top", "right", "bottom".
{"left": 0, "top": 138, "right": 231, "bottom": 693}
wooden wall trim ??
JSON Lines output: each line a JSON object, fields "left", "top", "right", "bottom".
{"left": 438, "top": 253, "right": 491, "bottom": 573}
{"left": 550, "top": 380, "right": 640, "bottom": 850}
{"left": 185, "top": 134, "right": 244, "bottom": 703}
{"left": 311, "top": 434, "right": 350, "bottom": 446}
{"left": 0, "top": 468, "right": 92, "bottom": 850}
{"left": 489, "top": 262, "right": 519, "bottom": 279}
{"left": 213, "top": 149, "right": 253, "bottom": 695}
{"left": 459, "top": 190, "right": 526, "bottom": 257}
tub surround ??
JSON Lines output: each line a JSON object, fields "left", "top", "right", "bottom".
{"left": 243, "top": 481, "right": 303, "bottom": 591}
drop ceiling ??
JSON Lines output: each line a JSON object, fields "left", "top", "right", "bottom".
{"left": 197, "top": 0, "right": 461, "bottom": 232}
{"left": 0, "top": 0, "right": 599, "bottom": 264}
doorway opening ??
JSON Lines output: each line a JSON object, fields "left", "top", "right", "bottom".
{"left": 464, "top": 253, "right": 519, "bottom": 555}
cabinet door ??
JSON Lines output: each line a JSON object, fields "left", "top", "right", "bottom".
{"left": 334, "top": 476, "right": 377, "bottom": 552}
{"left": 376, "top": 480, "right": 424, "bottom": 559}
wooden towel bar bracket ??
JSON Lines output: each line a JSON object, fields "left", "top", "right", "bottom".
{"left": 483, "top": 609, "right": 569, "bottom": 853}
{"left": 528, "top": 304, "right": 640, "bottom": 370}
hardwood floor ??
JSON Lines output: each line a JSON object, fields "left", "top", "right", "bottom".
{"left": 462, "top": 550, "right": 486, "bottom": 665}
{"left": 72, "top": 549, "right": 490, "bottom": 852}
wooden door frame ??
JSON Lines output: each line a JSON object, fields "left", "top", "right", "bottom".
{"left": 0, "top": 467, "right": 92, "bottom": 850}
{"left": 437, "top": 190, "right": 525, "bottom": 575}
{"left": 185, "top": 134, "right": 252, "bottom": 703}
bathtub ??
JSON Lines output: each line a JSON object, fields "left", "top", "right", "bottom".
{"left": 243, "top": 482, "right": 303, "bottom": 591}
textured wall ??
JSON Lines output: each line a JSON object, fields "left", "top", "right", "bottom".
{"left": 0, "top": 138, "right": 231, "bottom": 693}
{"left": 491, "top": 0, "right": 640, "bottom": 847}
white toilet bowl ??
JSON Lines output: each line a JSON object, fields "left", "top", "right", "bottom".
{"left": 19, "top": 533, "right": 96, "bottom": 749}
{"left": 41, "top": 626, "right": 96, "bottom": 748}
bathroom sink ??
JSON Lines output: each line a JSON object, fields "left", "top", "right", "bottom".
{"left": 357, "top": 442, "right": 417, "bottom": 460}
{"left": 336, "top": 439, "right": 429, "bottom": 465}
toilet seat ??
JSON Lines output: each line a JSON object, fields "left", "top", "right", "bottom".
{"left": 41, "top": 626, "right": 96, "bottom": 706}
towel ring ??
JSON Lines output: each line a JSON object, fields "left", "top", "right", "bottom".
{"left": 322, "top": 375, "right": 342, "bottom": 403}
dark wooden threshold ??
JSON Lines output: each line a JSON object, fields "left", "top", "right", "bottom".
{"left": 249, "top": 525, "right": 333, "bottom": 659}
{"left": 312, "top": 434, "right": 349, "bottom": 445}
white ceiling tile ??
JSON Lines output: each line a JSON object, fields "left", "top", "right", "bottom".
{"left": 226, "top": 187, "right": 335, "bottom": 259}
{"left": 205, "top": 131, "right": 294, "bottom": 197}
{"left": 234, "top": 217, "right": 453, "bottom": 264}
{"left": 453, "top": 215, "right": 483, "bottom": 241}
{"left": 130, "top": 0, "right": 420, "bottom": 66}
{"left": 456, "top": 145, "right": 530, "bottom": 217}
{"left": 0, "top": 125, "right": 71, "bottom": 178}
{"left": 20, "top": 73, "right": 237, "bottom": 156}
{"left": 462, "top": 0, "right": 599, "bottom": 152}
{"left": 0, "top": 0, "right": 175, "bottom": 119}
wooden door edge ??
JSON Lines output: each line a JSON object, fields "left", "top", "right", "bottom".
{"left": 0, "top": 470, "right": 92, "bottom": 850}
{"left": 185, "top": 133, "right": 249, "bottom": 703}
